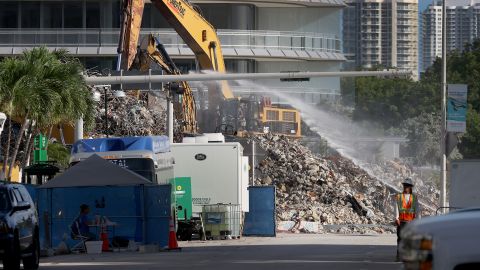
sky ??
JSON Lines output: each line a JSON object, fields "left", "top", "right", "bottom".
{"left": 419, "top": 0, "right": 433, "bottom": 12}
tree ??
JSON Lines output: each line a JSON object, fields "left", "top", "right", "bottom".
{"left": 0, "top": 56, "right": 28, "bottom": 177}
{"left": 401, "top": 113, "right": 441, "bottom": 166}
{"left": 353, "top": 76, "right": 439, "bottom": 129}
{"left": 351, "top": 39, "right": 480, "bottom": 160}
{"left": 458, "top": 107, "right": 480, "bottom": 158}
{"left": 47, "top": 142, "right": 70, "bottom": 169}
{"left": 424, "top": 40, "right": 480, "bottom": 158}
{"left": 0, "top": 47, "right": 94, "bottom": 180}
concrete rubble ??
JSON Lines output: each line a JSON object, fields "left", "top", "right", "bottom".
{"left": 254, "top": 134, "right": 439, "bottom": 234}
{"left": 364, "top": 161, "right": 440, "bottom": 210}
{"left": 87, "top": 91, "right": 168, "bottom": 138}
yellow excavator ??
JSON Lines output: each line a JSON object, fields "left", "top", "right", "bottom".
{"left": 117, "top": 0, "right": 302, "bottom": 137}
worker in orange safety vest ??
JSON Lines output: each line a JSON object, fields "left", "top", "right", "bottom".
{"left": 395, "top": 177, "right": 420, "bottom": 260}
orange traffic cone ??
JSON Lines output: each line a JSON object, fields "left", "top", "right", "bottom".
{"left": 101, "top": 232, "right": 110, "bottom": 252}
{"left": 167, "top": 216, "right": 181, "bottom": 251}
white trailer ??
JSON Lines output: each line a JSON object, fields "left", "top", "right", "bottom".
{"left": 171, "top": 142, "right": 249, "bottom": 213}
{"left": 450, "top": 160, "right": 480, "bottom": 208}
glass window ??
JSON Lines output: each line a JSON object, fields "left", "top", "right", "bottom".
{"left": 111, "top": 0, "right": 121, "bottom": 28}
{"left": 266, "top": 110, "right": 279, "bottom": 121}
{"left": 0, "top": 1, "right": 18, "bottom": 28}
{"left": 9, "top": 190, "right": 17, "bottom": 205}
{"left": 21, "top": 1, "right": 41, "bottom": 28}
{"left": 42, "top": 1, "right": 62, "bottom": 28}
{"left": 108, "top": 158, "right": 155, "bottom": 182}
{"left": 141, "top": 4, "right": 152, "bottom": 28}
{"left": 64, "top": 1, "right": 83, "bottom": 28}
{"left": 150, "top": 4, "right": 169, "bottom": 28}
{"left": 14, "top": 189, "right": 24, "bottom": 202}
{"left": 10, "top": 189, "right": 23, "bottom": 205}
{"left": 86, "top": 1, "right": 100, "bottom": 28}
{"left": 19, "top": 187, "right": 32, "bottom": 204}
{"left": 0, "top": 189, "right": 11, "bottom": 212}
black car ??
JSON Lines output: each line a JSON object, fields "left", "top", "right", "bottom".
{"left": 0, "top": 184, "right": 39, "bottom": 270}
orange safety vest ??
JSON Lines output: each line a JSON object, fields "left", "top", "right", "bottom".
{"left": 397, "top": 193, "right": 416, "bottom": 222}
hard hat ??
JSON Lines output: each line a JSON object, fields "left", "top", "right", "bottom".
{"left": 402, "top": 177, "right": 414, "bottom": 186}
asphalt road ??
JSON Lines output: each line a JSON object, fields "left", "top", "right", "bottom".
{"left": 36, "top": 234, "right": 402, "bottom": 270}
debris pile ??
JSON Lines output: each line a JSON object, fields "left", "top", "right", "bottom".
{"left": 364, "top": 160, "right": 440, "bottom": 210}
{"left": 254, "top": 134, "right": 438, "bottom": 234}
{"left": 87, "top": 91, "right": 169, "bottom": 138}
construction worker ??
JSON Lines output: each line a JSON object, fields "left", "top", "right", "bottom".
{"left": 395, "top": 177, "right": 420, "bottom": 260}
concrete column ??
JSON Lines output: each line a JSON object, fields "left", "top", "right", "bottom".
{"left": 232, "top": 5, "right": 252, "bottom": 30}
{"left": 167, "top": 98, "right": 174, "bottom": 144}
{"left": 74, "top": 118, "right": 83, "bottom": 142}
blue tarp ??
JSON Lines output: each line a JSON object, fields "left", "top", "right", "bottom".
{"left": 37, "top": 185, "right": 171, "bottom": 250}
{"left": 71, "top": 136, "right": 170, "bottom": 154}
{"left": 243, "top": 186, "right": 276, "bottom": 237}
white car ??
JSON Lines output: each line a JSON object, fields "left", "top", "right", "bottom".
{"left": 399, "top": 208, "right": 480, "bottom": 270}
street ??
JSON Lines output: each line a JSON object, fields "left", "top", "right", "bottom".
{"left": 38, "top": 234, "right": 402, "bottom": 270}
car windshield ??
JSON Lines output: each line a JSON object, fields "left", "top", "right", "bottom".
{"left": 0, "top": 189, "right": 10, "bottom": 212}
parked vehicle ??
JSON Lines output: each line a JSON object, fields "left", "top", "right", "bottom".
{"left": 399, "top": 208, "right": 480, "bottom": 270}
{"left": 0, "top": 184, "right": 39, "bottom": 270}
{"left": 450, "top": 160, "right": 480, "bottom": 208}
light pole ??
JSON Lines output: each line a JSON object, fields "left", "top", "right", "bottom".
{"left": 440, "top": 0, "right": 447, "bottom": 212}
{"left": 104, "top": 86, "right": 108, "bottom": 137}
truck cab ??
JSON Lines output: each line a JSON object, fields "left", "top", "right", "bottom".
{"left": 399, "top": 208, "right": 480, "bottom": 270}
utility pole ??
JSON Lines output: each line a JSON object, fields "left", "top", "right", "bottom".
{"left": 167, "top": 96, "right": 174, "bottom": 144}
{"left": 104, "top": 86, "right": 109, "bottom": 138}
{"left": 440, "top": 0, "right": 448, "bottom": 212}
{"left": 251, "top": 140, "right": 256, "bottom": 186}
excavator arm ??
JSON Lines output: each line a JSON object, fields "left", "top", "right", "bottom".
{"left": 118, "top": 1, "right": 197, "bottom": 134}
{"left": 118, "top": 0, "right": 234, "bottom": 99}
{"left": 140, "top": 35, "right": 197, "bottom": 134}
{"left": 151, "top": 0, "right": 235, "bottom": 99}
{"left": 118, "top": 0, "right": 145, "bottom": 70}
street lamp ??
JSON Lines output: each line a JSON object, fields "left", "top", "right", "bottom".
{"left": 92, "top": 85, "right": 126, "bottom": 138}
{"left": 440, "top": 0, "right": 447, "bottom": 212}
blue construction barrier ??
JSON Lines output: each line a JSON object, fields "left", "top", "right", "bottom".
{"left": 23, "top": 184, "right": 37, "bottom": 201}
{"left": 37, "top": 185, "right": 171, "bottom": 250}
{"left": 243, "top": 186, "right": 276, "bottom": 236}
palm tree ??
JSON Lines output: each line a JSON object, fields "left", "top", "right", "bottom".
{"left": 0, "top": 47, "right": 94, "bottom": 180}
{"left": 0, "top": 56, "right": 27, "bottom": 178}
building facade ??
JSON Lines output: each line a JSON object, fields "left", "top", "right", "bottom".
{"left": 343, "top": 0, "right": 418, "bottom": 75}
{"left": 422, "top": 1, "right": 480, "bottom": 72}
{"left": 0, "top": 0, "right": 346, "bottom": 105}
{"left": 422, "top": 4, "right": 442, "bottom": 72}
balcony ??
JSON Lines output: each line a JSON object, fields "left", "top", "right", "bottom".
{"left": 0, "top": 28, "right": 344, "bottom": 61}
{"left": 192, "top": 0, "right": 345, "bottom": 7}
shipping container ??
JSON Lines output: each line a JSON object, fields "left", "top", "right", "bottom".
{"left": 171, "top": 143, "right": 249, "bottom": 213}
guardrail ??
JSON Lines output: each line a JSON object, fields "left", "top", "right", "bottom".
{"left": 0, "top": 28, "right": 341, "bottom": 53}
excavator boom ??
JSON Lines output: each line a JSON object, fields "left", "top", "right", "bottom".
{"left": 117, "top": 0, "right": 301, "bottom": 137}
{"left": 142, "top": 35, "right": 197, "bottom": 134}
{"left": 118, "top": 1, "right": 197, "bottom": 134}
{"left": 118, "top": 0, "right": 145, "bottom": 70}
{"left": 151, "top": 0, "right": 235, "bottom": 99}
